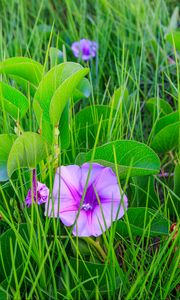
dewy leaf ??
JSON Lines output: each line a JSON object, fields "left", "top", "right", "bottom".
{"left": 7, "top": 132, "right": 49, "bottom": 177}
{"left": 146, "top": 97, "right": 173, "bottom": 117}
{"left": 33, "top": 62, "right": 89, "bottom": 142}
{"left": 116, "top": 208, "right": 169, "bottom": 237}
{"left": 0, "top": 82, "right": 29, "bottom": 119}
{"left": 0, "top": 134, "right": 16, "bottom": 181}
{"left": 0, "top": 57, "right": 43, "bottom": 86}
{"left": 76, "top": 140, "right": 160, "bottom": 178}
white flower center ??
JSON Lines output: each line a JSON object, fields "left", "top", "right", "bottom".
{"left": 82, "top": 203, "right": 93, "bottom": 211}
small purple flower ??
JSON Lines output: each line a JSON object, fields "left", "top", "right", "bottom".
{"left": 25, "top": 169, "right": 49, "bottom": 207}
{"left": 45, "top": 163, "right": 128, "bottom": 237}
{"left": 71, "top": 39, "right": 97, "bottom": 61}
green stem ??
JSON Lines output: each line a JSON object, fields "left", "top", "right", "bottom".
{"left": 83, "top": 237, "right": 107, "bottom": 262}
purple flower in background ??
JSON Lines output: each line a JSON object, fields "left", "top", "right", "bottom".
{"left": 45, "top": 163, "right": 128, "bottom": 237}
{"left": 71, "top": 39, "right": 97, "bottom": 61}
{"left": 25, "top": 169, "right": 49, "bottom": 207}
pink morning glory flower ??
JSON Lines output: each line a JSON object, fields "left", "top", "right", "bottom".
{"left": 25, "top": 169, "right": 49, "bottom": 207}
{"left": 45, "top": 163, "right": 128, "bottom": 237}
{"left": 71, "top": 39, "right": 97, "bottom": 61}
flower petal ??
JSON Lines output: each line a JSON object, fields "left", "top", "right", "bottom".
{"left": 72, "top": 210, "right": 92, "bottom": 236}
{"left": 94, "top": 167, "right": 118, "bottom": 193}
{"left": 60, "top": 208, "right": 78, "bottom": 226}
{"left": 71, "top": 42, "right": 80, "bottom": 57}
{"left": 92, "top": 197, "right": 128, "bottom": 236}
{"left": 81, "top": 163, "right": 104, "bottom": 190}
{"left": 53, "top": 165, "right": 82, "bottom": 201}
{"left": 45, "top": 165, "right": 81, "bottom": 217}
{"left": 45, "top": 195, "right": 78, "bottom": 218}
{"left": 98, "top": 184, "right": 121, "bottom": 202}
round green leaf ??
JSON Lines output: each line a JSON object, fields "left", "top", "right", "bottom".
{"left": 154, "top": 111, "right": 179, "bottom": 135}
{"left": 116, "top": 208, "right": 169, "bottom": 237}
{"left": 33, "top": 62, "right": 89, "bottom": 141}
{"left": 49, "top": 68, "right": 89, "bottom": 125}
{"left": 151, "top": 121, "right": 180, "bottom": 153}
{"left": 76, "top": 140, "right": 160, "bottom": 178}
{"left": 0, "top": 134, "right": 16, "bottom": 181}
{"left": 0, "top": 82, "right": 29, "bottom": 119}
{"left": 7, "top": 132, "right": 49, "bottom": 177}
{"left": 0, "top": 57, "right": 43, "bottom": 86}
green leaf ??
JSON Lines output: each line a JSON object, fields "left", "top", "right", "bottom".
{"left": 59, "top": 102, "right": 70, "bottom": 149}
{"left": 33, "top": 62, "right": 89, "bottom": 142}
{"left": 166, "top": 30, "right": 180, "bottom": 51}
{"left": 0, "top": 82, "right": 29, "bottom": 119}
{"left": 151, "top": 122, "right": 180, "bottom": 153}
{"left": 0, "top": 134, "right": 16, "bottom": 181}
{"left": 116, "top": 208, "right": 169, "bottom": 237}
{"left": 110, "top": 86, "right": 129, "bottom": 111}
{"left": 76, "top": 140, "right": 160, "bottom": 178}
{"left": 154, "top": 111, "right": 179, "bottom": 135}
{"left": 49, "top": 68, "right": 89, "bottom": 125}
{"left": 73, "top": 78, "right": 91, "bottom": 102}
{"left": 7, "top": 132, "right": 49, "bottom": 177}
{"left": 146, "top": 97, "right": 173, "bottom": 117}
{"left": 0, "top": 57, "right": 43, "bottom": 86}
{"left": 151, "top": 111, "right": 180, "bottom": 152}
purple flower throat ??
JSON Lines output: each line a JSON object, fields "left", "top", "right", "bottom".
{"left": 81, "top": 185, "right": 99, "bottom": 211}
